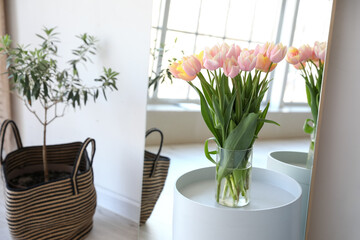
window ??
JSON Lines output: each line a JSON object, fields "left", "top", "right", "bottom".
{"left": 149, "top": 0, "right": 332, "bottom": 108}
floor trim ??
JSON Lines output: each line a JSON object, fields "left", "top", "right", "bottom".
{"left": 96, "top": 184, "right": 140, "bottom": 224}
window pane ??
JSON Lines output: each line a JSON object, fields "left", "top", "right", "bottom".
{"left": 194, "top": 35, "right": 224, "bottom": 53}
{"left": 149, "top": 28, "right": 162, "bottom": 75}
{"left": 292, "top": 0, "right": 332, "bottom": 46}
{"left": 164, "top": 30, "right": 197, "bottom": 56}
{"left": 148, "top": 28, "right": 163, "bottom": 98}
{"left": 157, "top": 78, "right": 190, "bottom": 99}
{"left": 188, "top": 78, "right": 200, "bottom": 100}
{"left": 156, "top": 31, "right": 196, "bottom": 99}
{"left": 167, "top": 0, "right": 201, "bottom": 32}
{"left": 250, "top": 0, "right": 282, "bottom": 42}
{"left": 283, "top": 68, "right": 307, "bottom": 103}
{"left": 152, "top": 0, "right": 164, "bottom": 28}
{"left": 226, "top": 0, "right": 256, "bottom": 40}
{"left": 198, "top": 0, "right": 229, "bottom": 37}
{"left": 283, "top": 0, "right": 332, "bottom": 104}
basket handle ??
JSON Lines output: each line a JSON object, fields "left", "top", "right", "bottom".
{"left": 145, "top": 128, "right": 164, "bottom": 178}
{"left": 71, "top": 138, "right": 96, "bottom": 195}
{"left": 0, "top": 120, "right": 23, "bottom": 165}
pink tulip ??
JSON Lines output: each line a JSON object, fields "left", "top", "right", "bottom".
{"left": 238, "top": 49, "right": 257, "bottom": 71}
{"left": 223, "top": 56, "right": 240, "bottom": 78}
{"left": 298, "top": 44, "right": 312, "bottom": 62}
{"left": 307, "top": 48, "right": 321, "bottom": 67}
{"left": 169, "top": 61, "right": 181, "bottom": 78}
{"left": 286, "top": 47, "right": 301, "bottom": 65}
{"left": 254, "top": 42, "right": 271, "bottom": 56}
{"left": 219, "top": 43, "right": 230, "bottom": 65}
{"left": 313, "top": 41, "right": 327, "bottom": 61}
{"left": 226, "top": 44, "right": 241, "bottom": 59}
{"left": 267, "top": 43, "right": 287, "bottom": 63}
{"left": 194, "top": 51, "right": 204, "bottom": 68}
{"left": 255, "top": 53, "right": 277, "bottom": 72}
{"left": 265, "top": 42, "right": 275, "bottom": 57}
{"left": 293, "top": 62, "right": 306, "bottom": 70}
{"left": 169, "top": 55, "right": 201, "bottom": 81}
{"left": 203, "top": 45, "right": 220, "bottom": 70}
{"left": 203, "top": 43, "right": 229, "bottom": 70}
{"left": 183, "top": 55, "right": 202, "bottom": 77}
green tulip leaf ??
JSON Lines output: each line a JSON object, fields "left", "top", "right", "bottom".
{"left": 204, "top": 138, "right": 217, "bottom": 164}
{"left": 303, "top": 118, "right": 315, "bottom": 134}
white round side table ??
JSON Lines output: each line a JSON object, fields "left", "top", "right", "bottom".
{"left": 173, "top": 167, "right": 302, "bottom": 240}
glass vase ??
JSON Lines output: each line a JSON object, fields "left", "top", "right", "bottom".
{"left": 215, "top": 147, "right": 253, "bottom": 207}
{"left": 306, "top": 125, "right": 317, "bottom": 169}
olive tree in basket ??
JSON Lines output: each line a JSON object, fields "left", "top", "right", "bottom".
{"left": 0, "top": 27, "right": 119, "bottom": 182}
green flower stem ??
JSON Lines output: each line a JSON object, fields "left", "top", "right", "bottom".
{"left": 232, "top": 76, "right": 242, "bottom": 122}
{"left": 306, "top": 140, "right": 315, "bottom": 169}
{"left": 229, "top": 174, "right": 239, "bottom": 201}
{"left": 217, "top": 180, "right": 221, "bottom": 202}
{"left": 226, "top": 175, "right": 237, "bottom": 201}
{"left": 240, "top": 171, "right": 247, "bottom": 199}
{"left": 222, "top": 178, "right": 229, "bottom": 198}
{"left": 216, "top": 167, "right": 251, "bottom": 206}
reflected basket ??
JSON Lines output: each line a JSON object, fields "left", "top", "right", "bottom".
{"left": 140, "top": 128, "right": 170, "bottom": 225}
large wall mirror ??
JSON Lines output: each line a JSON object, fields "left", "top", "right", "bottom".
{"left": 140, "top": 0, "right": 334, "bottom": 239}
{"left": 307, "top": 0, "right": 360, "bottom": 238}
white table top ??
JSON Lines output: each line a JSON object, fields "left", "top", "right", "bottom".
{"left": 176, "top": 167, "right": 301, "bottom": 211}
{"left": 173, "top": 167, "right": 303, "bottom": 240}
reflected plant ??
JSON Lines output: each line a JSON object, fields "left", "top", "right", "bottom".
{"left": 148, "top": 39, "right": 181, "bottom": 92}
{"left": 286, "top": 41, "right": 326, "bottom": 167}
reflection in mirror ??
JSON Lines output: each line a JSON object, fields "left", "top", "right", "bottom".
{"left": 140, "top": 0, "right": 333, "bottom": 239}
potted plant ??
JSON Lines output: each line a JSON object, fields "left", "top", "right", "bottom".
{"left": 266, "top": 41, "right": 327, "bottom": 240}
{"left": 0, "top": 27, "right": 118, "bottom": 239}
{"left": 169, "top": 42, "right": 286, "bottom": 207}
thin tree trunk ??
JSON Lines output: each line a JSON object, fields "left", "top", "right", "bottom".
{"left": 0, "top": 0, "right": 13, "bottom": 152}
{"left": 43, "top": 107, "right": 48, "bottom": 182}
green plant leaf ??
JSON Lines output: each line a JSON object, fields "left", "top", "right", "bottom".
{"left": 204, "top": 138, "right": 217, "bottom": 164}
{"left": 305, "top": 81, "right": 319, "bottom": 123}
{"left": 305, "top": 83, "right": 312, "bottom": 108}
{"left": 189, "top": 82, "right": 221, "bottom": 144}
{"left": 212, "top": 95, "right": 225, "bottom": 131}
{"left": 223, "top": 93, "right": 236, "bottom": 137}
{"left": 303, "top": 118, "right": 315, "bottom": 134}
{"left": 224, "top": 113, "right": 259, "bottom": 150}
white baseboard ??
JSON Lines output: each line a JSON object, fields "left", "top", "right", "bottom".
{"left": 95, "top": 185, "right": 140, "bottom": 223}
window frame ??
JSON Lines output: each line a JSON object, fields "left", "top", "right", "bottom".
{"left": 148, "top": 0, "right": 321, "bottom": 109}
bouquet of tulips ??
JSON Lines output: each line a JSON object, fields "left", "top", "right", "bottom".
{"left": 169, "top": 42, "right": 287, "bottom": 206}
{"left": 286, "top": 41, "right": 326, "bottom": 167}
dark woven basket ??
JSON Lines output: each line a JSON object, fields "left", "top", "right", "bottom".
{"left": 0, "top": 120, "right": 97, "bottom": 240}
{"left": 140, "top": 128, "right": 170, "bottom": 225}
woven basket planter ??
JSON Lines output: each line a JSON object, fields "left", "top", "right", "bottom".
{"left": 0, "top": 120, "right": 97, "bottom": 240}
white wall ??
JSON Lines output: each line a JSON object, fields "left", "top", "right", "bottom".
{"left": 307, "top": 0, "right": 360, "bottom": 239}
{"left": 146, "top": 106, "right": 312, "bottom": 145}
{"left": 6, "top": 0, "right": 151, "bottom": 223}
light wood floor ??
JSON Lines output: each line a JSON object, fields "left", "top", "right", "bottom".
{"left": 1, "top": 139, "right": 309, "bottom": 240}
{"left": 139, "top": 138, "right": 309, "bottom": 240}
{"left": 0, "top": 178, "right": 138, "bottom": 240}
